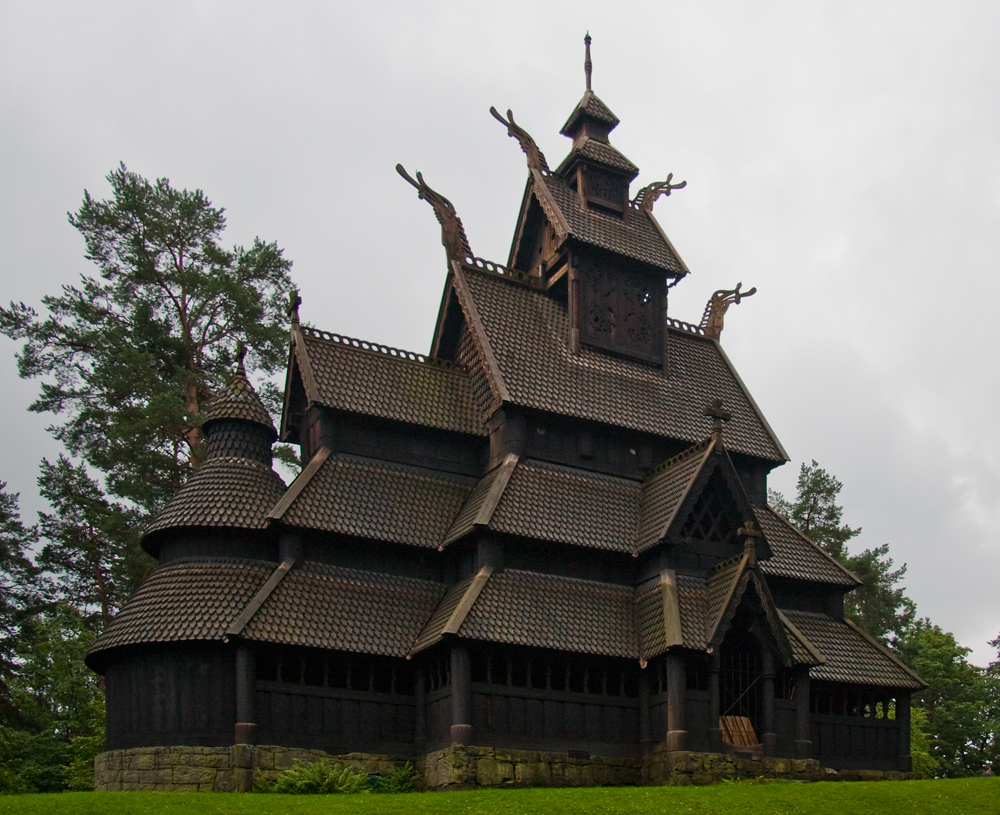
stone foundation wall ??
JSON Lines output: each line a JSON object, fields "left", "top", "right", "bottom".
{"left": 420, "top": 745, "right": 641, "bottom": 789}
{"left": 94, "top": 745, "right": 410, "bottom": 792}
{"left": 94, "top": 744, "right": 920, "bottom": 792}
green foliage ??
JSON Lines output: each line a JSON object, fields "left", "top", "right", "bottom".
{"left": 910, "top": 705, "right": 941, "bottom": 778}
{"left": 896, "top": 620, "right": 997, "bottom": 777}
{"left": 768, "top": 460, "right": 860, "bottom": 561}
{"left": 769, "top": 460, "right": 915, "bottom": 645}
{"left": 270, "top": 760, "right": 370, "bottom": 794}
{"left": 0, "top": 604, "right": 105, "bottom": 793}
{"left": 5, "top": 779, "right": 1000, "bottom": 813}
{"left": 368, "top": 762, "right": 420, "bottom": 793}
{"left": 0, "top": 483, "right": 39, "bottom": 726}
{"left": 0, "top": 163, "right": 294, "bottom": 513}
{"left": 36, "top": 457, "right": 150, "bottom": 621}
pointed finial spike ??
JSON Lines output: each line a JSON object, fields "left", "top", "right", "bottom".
{"left": 235, "top": 341, "right": 247, "bottom": 376}
{"left": 584, "top": 32, "right": 593, "bottom": 91}
{"left": 287, "top": 288, "right": 302, "bottom": 325}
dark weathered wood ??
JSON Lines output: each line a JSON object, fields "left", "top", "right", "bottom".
{"left": 794, "top": 671, "right": 811, "bottom": 758}
{"left": 450, "top": 644, "right": 472, "bottom": 744}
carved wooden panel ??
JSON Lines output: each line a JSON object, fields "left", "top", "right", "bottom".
{"left": 576, "top": 255, "right": 662, "bottom": 362}
{"left": 586, "top": 169, "right": 626, "bottom": 212}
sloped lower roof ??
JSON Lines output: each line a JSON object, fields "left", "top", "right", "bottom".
{"left": 87, "top": 559, "right": 273, "bottom": 662}
{"left": 271, "top": 451, "right": 476, "bottom": 548}
{"left": 458, "top": 264, "right": 785, "bottom": 462}
{"left": 487, "top": 459, "right": 639, "bottom": 553}
{"left": 294, "top": 327, "right": 485, "bottom": 436}
{"left": 145, "top": 457, "right": 286, "bottom": 537}
{"left": 756, "top": 507, "right": 860, "bottom": 587}
{"left": 782, "top": 610, "right": 925, "bottom": 689}
{"left": 457, "top": 569, "right": 637, "bottom": 658}
{"left": 239, "top": 562, "right": 447, "bottom": 658}
{"left": 413, "top": 568, "right": 637, "bottom": 658}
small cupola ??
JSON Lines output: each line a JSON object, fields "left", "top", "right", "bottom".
{"left": 202, "top": 344, "right": 279, "bottom": 467}
{"left": 141, "top": 345, "right": 286, "bottom": 556}
{"left": 555, "top": 34, "right": 639, "bottom": 216}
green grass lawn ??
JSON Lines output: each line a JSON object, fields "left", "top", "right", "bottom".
{"left": 2, "top": 779, "right": 998, "bottom": 815}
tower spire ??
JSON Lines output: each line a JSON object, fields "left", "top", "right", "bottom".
{"left": 584, "top": 32, "right": 593, "bottom": 91}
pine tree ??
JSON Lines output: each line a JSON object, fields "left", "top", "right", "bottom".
{"left": 0, "top": 163, "right": 294, "bottom": 512}
{"left": 0, "top": 483, "right": 39, "bottom": 726}
{"left": 769, "top": 460, "right": 915, "bottom": 644}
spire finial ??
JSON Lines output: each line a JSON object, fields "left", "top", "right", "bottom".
{"left": 235, "top": 341, "right": 247, "bottom": 377}
{"left": 584, "top": 32, "right": 593, "bottom": 91}
{"left": 288, "top": 288, "right": 301, "bottom": 325}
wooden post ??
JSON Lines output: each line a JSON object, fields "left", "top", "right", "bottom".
{"left": 665, "top": 652, "right": 688, "bottom": 751}
{"left": 896, "top": 693, "right": 912, "bottom": 772}
{"left": 414, "top": 666, "right": 427, "bottom": 753}
{"left": 568, "top": 262, "right": 580, "bottom": 353}
{"left": 761, "top": 648, "right": 776, "bottom": 755}
{"left": 709, "top": 653, "right": 722, "bottom": 752}
{"left": 450, "top": 644, "right": 473, "bottom": 745}
{"left": 639, "top": 668, "right": 652, "bottom": 752}
{"left": 234, "top": 647, "right": 258, "bottom": 745}
{"left": 794, "top": 670, "right": 811, "bottom": 758}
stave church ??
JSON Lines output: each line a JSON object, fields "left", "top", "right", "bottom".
{"left": 87, "top": 37, "right": 923, "bottom": 790}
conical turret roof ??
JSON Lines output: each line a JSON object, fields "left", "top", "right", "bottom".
{"left": 202, "top": 352, "right": 277, "bottom": 439}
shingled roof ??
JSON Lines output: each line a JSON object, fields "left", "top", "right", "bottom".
{"left": 289, "top": 326, "right": 485, "bottom": 437}
{"left": 455, "top": 263, "right": 785, "bottom": 462}
{"left": 486, "top": 459, "right": 639, "bottom": 553}
{"left": 238, "top": 562, "right": 448, "bottom": 658}
{"left": 413, "top": 568, "right": 638, "bottom": 658}
{"left": 756, "top": 507, "right": 861, "bottom": 587}
{"left": 781, "top": 610, "right": 925, "bottom": 689}
{"left": 203, "top": 368, "right": 277, "bottom": 436}
{"left": 87, "top": 559, "right": 273, "bottom": 664}
{"left": 270, "top": 450, "right": 476, "bottom": 547}
{"left": 144, "top": 456, "right": 286, "bottom": 538}
{"left": 536, "top": 175, "right": 685, "bottom": 274}
{"left": 560, "top": 90, "right": 620, "bottom": 134}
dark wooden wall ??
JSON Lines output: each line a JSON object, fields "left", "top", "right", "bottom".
{"left": 809, "top": 681, "right": 905, "bottom": 771}
{"left": 104, "top": 644, "right": 236, "bottom": 749}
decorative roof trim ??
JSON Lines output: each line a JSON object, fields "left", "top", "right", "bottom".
{"left": 659, "top": 568, "right": 684, "bottom": 651}
{"left": 646, "top": 436, "right": 712, "bottom": 480}
{"left": 442, "top": 565, "right": 494, "bottom": 636}
{"left": 843, "top": 618, "right": 928, "bottom": 689}
{"left": 450, "top": 260, "right": 512, "bottom": 404}
{"left": 530, "top": 168, "right": 572, "bottom": 240}
{"left": 638, "top": 438, "right": 716, "bottom": 552}
{"left": 225, "top": 555, "right": 297, "bottom": 638}
{"left": 713, "top": 343, "right": 789, "bottom": 463}
{"left": 300, "top": 326, "right": 464, "bottom": 373}
{"left": 266, "top": 445, "right": 331, "bottom": 521}
{"left": 706, "top": 549, "right": 794, "bottom": 664}
{"left": 291, "top": 324, "right": 322, "bottom": 408}
{"left": 666, "top": 318, "right": 705, "bottom": 336}
{"left": 475, "top": 454, "right": 519, "bottom": 527}
{"left": 777, "top": 608, "right": 827, "bottom": 666}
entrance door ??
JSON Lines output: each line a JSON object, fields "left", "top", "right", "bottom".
{"left": 719, "top": 625, "right": 761, "bottom": 732}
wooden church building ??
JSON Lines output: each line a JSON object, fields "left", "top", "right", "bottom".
{"left": 87, "top": 38, "right": 923, "bottom": 785}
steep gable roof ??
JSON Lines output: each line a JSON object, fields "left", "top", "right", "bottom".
{"left": 451, "top": 261, "right": 786, "bottom": 462}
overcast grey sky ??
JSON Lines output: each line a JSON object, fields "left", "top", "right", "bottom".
{"left": 2, "top": 1, "right": 998, "bottom": 663}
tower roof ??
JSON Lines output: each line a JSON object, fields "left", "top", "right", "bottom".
{"left": 202, "top": 348, "right": 277, "bottom": 439}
